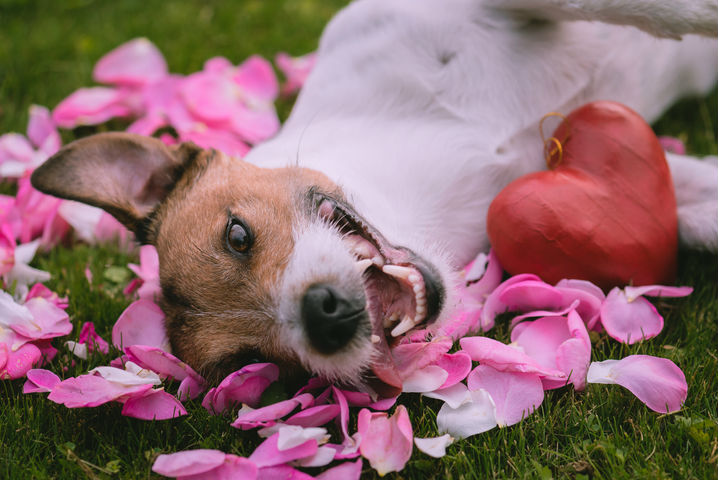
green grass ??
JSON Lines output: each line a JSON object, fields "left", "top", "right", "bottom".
{"left": 1, "top": 1, "right": 717, "bottom": 478}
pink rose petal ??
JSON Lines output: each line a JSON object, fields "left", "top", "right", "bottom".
{"left": 179, "top": 128, "right": 250, "bottom": 158}
{"left": 600, "top": 288, "right": 663, "bottom": 344}
{"left": 587, "top": 355, "right": 687, "bottom": 413}
{"left": 498, "top": 280, "right": 564, "bottom": 313}
{"left": 204, "top": 56, "right": 233, "bottom": 74}
{"left": 16, "top": 296, "right": 72, "bottom": 340}
{"left": 232, "top": 394, "right": 314, "bottom": 430}
{"left": 52, "top": 87, "right": 133, "bottom": 128}
{"left": 0, "top": 223, "right": 15, "bottom": 275}
{"left": 324, "top": 441, "right": 361, "bottom": 460}
{"left": 392, "top": 336, "right": 453, "bottom": 379}
{"left": 332, "top": 387, "right": 352, "bottom": 445}
{"left": 23, "top": 368, "right": 61, "bottom": 393}
{"left": 48, "top": 374, "right": 152, "bottom": 408}
{"left": 511, "top": 309, "right": 591, "bottom": 390}
{"left": 177, "top": 376, "right": 206, "bottom": 402}
{"left": 248, "top": 431, "right": 318, "bottom": 468}
{"left": 436, "top": 306, "right": 482, "bottom": 341}
{"left": 126, "top": 113, "right": 167, "bottom": 136}
{"left": 459, "top": 336, "right": 565, "bottom": 377}
{"left": 414, "top": 434, "right": 454, "bottom": 458}
{"left": 27, "top": 105, "right": 61, "bottom": 155}
{"left": 555, "top": 279, "right": 606, "bottom": 302}
{"left": 435, "top": 351, "right": 473, "bottom": 389}
{"left": 125, "top": 345, "right": 206, "bottom": 397}
{"left": 94, "top": 38, "right": 168, "bottom": 87}
{"left": 26, "top": 283, "right": 68, "bottom": 309}
{"left": 181, "top": 71, "right": 238, "bottom": 123}
{"left": 509, "top": 300, "right": 579, "bottom": 329}
{"left": 357, "top": 405, "right": 413, "bottom": 475}
{"left": 0, "top": 343, "right": 8, "bottom": 372}
{"left": 285, "top": 404, "right": 340, "bottom": 428}
{"left": 465, "top": 254, "right": 497, "bottom": 293}
{"left": 122, "top": 388, "right": 187, "bottom": 420}
{"left": 555, "top": 310, "right": 591, "bottom": 390}
{"left": 555, "top": 284, "right": 603, "bottom": 330}
{"left": 276, "top": 425, "right": 328, "bottom": 451}
{"left": 152, "top": 449, "right": 230, "bottom": 477}
{"left": 442, "top": 251, "right": 502, "bottom": 339}
{"left": 0, "top": 133, "right": 34, "bottom": 163}
{"left": 127, "top": 245, "right": 160, "bottom": 301}
{"left": 424, "top": 382, "right": 471, "bottom": 409}
{"left": 233, "top": 55, "right": 279, "bottom": 102}
{"left": 112, "top": 299, "right": 170, "bottom": 350}
{"left": 480, "top": 274, "right": 542, "bottom": 331}
{"left": 2, "top": 343, "right": 42, "bottom": 379}
{"left": 275, "top": 51, "right": 316, "bottom": 96}
{"left": 227, "top": 106, "right": 280, "bottom": 145}
{"left": 34, "top": 339, "right": 58, "bottom": 364}
{"left": 256, "top": 464, "right": 312, "bottom": 480}
{"left": 95, "top": 212, "right": 131, "bottom": 246}
{"left": 436, "top": 388, "right": 497, "bottom": 438}
{"left": 78, "top": 322, "right": 110, "bottom": 354}
{"left": 202, "top": 363, "right": 279, "bottom": 413}
{"left": 315, "top": 459, "right": 362, "bottom": 480}
{"left": 658, "top": 136, "right": 686, "bottom": 155}
{"left": 467, "top": 365, "right": 544, "bottom": 426}
{"left": 624, "top": 284, "right": 693, "bottom": 301}
{"left": 292, "top": 445, "right": 336, "bottom": 467}
{"left": 402, "top": 365, "right": 449, "bottom": 393}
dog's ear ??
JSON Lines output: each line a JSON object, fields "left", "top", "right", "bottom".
{"left": 31, "top": 132, "right": 201, "bottom": 240}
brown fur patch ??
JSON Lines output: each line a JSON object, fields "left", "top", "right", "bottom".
{"left": 149, "top": 150, "right": 342, "bottom": 383}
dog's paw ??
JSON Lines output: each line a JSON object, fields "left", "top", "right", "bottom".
{"left": 669, "top": 154, "right": 718, "bottom": 253}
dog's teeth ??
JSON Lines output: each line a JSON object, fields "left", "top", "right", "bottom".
{"left": 416, "top": 304, "right": 425, "bottom": 316}
{"left": 416, "top": 291, "right": 426, "bottom": 300}
{"left": 391, "top": 316, "right": 415, "bottom": 337}
{"left": 370, "top": 334, "right": 381, "bottom": 344}
{"left": 372, "top": 256, "right": 385, "bottom": 267}
{"left": 408, "top": 274, "right": 421, "bottom": 284}
{"left": 382, "top": 264, "right": 412, "bottom": 279}
{"left": 413, "top": 284, "right": 423, "bottom": 294}
{"left": 355, "top": 259, "right": 372, "bottom": 273}
{"left": 384, "top": 312, "right": 399, "bottom": 328}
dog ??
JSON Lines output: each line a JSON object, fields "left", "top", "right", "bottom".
{"left": 31, "top": 0, "right": 718, "bottom": 393}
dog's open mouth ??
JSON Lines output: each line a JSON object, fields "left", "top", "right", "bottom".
{"left": 314, "top": 193, "right": 444, "bottom": 394}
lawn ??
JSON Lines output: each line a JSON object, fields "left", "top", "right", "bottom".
{"left": 1, "top": 0, "right": 717, "bottom": 478}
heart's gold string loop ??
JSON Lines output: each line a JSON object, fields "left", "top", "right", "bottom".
{"left": 543, "top": 137, "right": 563, "bottom": 169}
{"left": 539, "top": 111, "right": 570, "bottom": 169}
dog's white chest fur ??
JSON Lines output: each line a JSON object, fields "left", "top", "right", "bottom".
{"left": 246, "top": 0, "right": 718, "bottom": 266}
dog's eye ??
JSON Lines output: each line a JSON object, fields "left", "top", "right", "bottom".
{"left": 226, "top": 219, "right": 252, "bottom": 255}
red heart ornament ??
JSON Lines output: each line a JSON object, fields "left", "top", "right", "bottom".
{"left": 487, "top": 101, "right": 677, "bottom": 291}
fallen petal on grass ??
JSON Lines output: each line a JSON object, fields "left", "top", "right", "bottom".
{"left": 414, "top": 434, "right": 453, "bottom": 458}
{"left": 601, "top": 288, "right": 664, "bottom": 344}
{"left": 122, "top": 388, "right": 187, "bottom": 420}
{"left": 358, "top": 405, "right": 413, "bottom": 475}
{"left": 587, "top": 355, "right": 687, "bottom": 413}
{"left": 437, "top": 388, "right": 497, "bottom": 439}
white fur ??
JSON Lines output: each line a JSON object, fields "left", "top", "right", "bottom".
{"left": 247, "top": 0, "right": 717, "bottom": 376}
{"left": 277, "top": 220, "right": 374, "bottom": 382}
{"left": 246, "top": 0, "right": 718, "bottom": 266}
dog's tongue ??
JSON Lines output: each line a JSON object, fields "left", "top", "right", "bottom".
{"left": 369, "top": 324, "right": 403, "bottom": 398}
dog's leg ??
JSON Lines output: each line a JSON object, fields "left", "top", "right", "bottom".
{"left": 484, "top": 0, "right": 718, "bottom": 39}
{"left": 663, "top": 152, "right": 718, "bottom": 252}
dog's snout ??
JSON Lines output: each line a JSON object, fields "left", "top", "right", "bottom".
{"left": 302, "top": 284, "right": 364, "bottom": 354}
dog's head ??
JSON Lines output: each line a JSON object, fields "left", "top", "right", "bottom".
{"left": 32, "top": 133, "right": 448, "bottom": 393}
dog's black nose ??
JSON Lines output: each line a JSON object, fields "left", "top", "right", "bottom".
{"left": 301, "top": 284, "right": 364, "bottom": 354}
